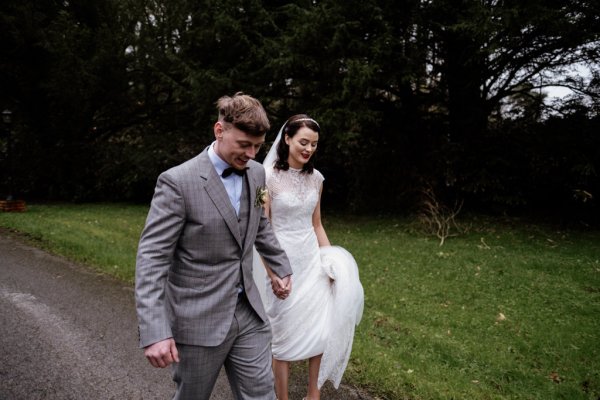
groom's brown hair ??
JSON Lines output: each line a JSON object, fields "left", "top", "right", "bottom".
{"left": 216, "top": 92, "right": 270, "bottom": 136}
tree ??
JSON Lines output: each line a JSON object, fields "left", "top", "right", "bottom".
{"left": 1, "top": 0, "right": 598, "bottom": 221}
{"left": 421, "top": 0, "right": 600, "bottom": 198}
{"left": 0, "top": 0, "right": 131, "bottom": 199}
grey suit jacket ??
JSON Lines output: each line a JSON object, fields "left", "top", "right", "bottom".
{"left": 135, "top": 148, "right": 292, "bottom": 348}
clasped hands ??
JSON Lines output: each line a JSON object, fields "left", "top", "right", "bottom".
{"left": 271, "top": 274, "right": 292, "bottom": 300}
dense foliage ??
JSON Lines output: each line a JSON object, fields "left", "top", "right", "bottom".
{"left": 1, "top": 0, "right": 599, "bottom": 223}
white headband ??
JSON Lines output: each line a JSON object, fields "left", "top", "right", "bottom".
{"left": 291, "top": 117, "right": 320, "bottom": 129}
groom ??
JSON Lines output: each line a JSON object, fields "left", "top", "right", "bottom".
{"left": 135, "top": 92, "right": 293, "bottom": 399}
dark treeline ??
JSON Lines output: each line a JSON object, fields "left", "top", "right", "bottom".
{"left": 1, "top": 0, "right": 599, "bottom": 224}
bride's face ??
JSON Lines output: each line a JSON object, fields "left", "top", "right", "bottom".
{"left": 285, "top": 126, "right": 319, "bottom": 169}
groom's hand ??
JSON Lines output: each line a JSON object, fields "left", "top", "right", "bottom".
{"left": 144, "top": 338, "right": 180, "bottom": 368}
{"left": 271, "top": 275, "right": 292, "bottom": 299}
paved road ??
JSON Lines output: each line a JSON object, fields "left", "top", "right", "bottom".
{"left": 0, "top": 230, "right": 372, "bottom": 400}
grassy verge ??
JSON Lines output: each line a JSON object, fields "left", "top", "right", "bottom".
{"left": 1, "top": 204, "right": 599, "bottom": 399}
{"left": 0, "top": 203, "right": 147, "bottom": 281}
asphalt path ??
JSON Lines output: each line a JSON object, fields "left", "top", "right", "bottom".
{"left": 0, "top": 230, "right": 372, "bottom": 400}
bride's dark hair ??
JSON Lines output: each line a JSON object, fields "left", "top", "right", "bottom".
{"left": 274, "top": 114, "right": 320, "bottom": 173}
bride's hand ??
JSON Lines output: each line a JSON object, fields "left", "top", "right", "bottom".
{"left": 271, "top": 275, "right": 292, "bottom": 299}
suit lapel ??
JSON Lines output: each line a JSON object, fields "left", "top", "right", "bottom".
{"left": 243, "top": 166, "right": 260, "bottom": 251}
{"left": 198, "top": 150, "right": 243, "bottom": 248}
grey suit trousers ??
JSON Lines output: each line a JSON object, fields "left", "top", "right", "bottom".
{"left": 172, "top": 295, "right": 276, "bottom": 400}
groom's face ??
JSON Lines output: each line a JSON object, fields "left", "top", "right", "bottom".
{"left": 214, "top": 121, "right": 265, "bottom": 170}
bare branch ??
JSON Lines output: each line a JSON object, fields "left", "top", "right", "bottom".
{"left": 418, "top": 185, "right": 464, "bottom": 246}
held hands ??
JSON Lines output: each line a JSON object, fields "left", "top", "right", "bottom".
{"left": 271, "top": 275, "right": 292, "bottom": 300}
{"left": 144, "top": 338, "right": 179, "bottom": 368}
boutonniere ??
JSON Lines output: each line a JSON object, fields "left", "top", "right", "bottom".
{"left": 254, "top": 186, "right": 268, "bottom": 208}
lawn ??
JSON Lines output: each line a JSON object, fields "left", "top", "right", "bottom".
{"left": 1, "top": 204, "right": 599, "bottom": 399}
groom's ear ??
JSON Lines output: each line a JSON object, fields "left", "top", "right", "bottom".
{"left": 214, "top": 121, "right": 224, "bottom": 139}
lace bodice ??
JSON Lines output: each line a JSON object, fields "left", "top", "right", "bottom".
{"left": 266, "top": 167, "right": 324, "bottom": 234}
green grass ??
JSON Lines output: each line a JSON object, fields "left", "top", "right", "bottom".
{"left": 1, "top": 204, "right": 599, "bottom": 399}
{"left": 0, "top": 203, "right": 148, "bottom": 281}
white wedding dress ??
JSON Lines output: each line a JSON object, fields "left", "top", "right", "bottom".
{"left": 253, "top": 166, "right": 364, "bottom": 389}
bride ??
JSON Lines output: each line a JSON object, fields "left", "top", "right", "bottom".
{"left": 253, "top": 114, "right": 364, "bottom": 400}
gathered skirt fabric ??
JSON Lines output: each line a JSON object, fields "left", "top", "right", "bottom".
{"left": 253, "top": 243, "right": 363, "bottom": 388}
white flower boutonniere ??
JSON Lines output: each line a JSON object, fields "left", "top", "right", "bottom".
{"left": 254, "top": 186, "right": 268, "bottom": 208}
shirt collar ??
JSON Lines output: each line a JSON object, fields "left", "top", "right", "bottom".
{"left": 208, "top": 141, "right": 230, "bottom": 176}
